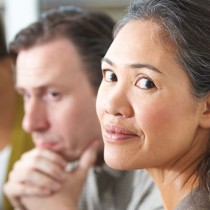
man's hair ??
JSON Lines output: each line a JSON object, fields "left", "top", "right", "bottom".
{"left": 9, "top": 6, "right": 115, "bottom": 90}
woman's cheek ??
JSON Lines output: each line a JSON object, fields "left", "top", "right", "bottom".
{"left": 135, "top": 102, "right": 176, "bottom": 137}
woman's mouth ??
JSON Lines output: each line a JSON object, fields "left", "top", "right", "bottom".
{"left": 103, "top": 125, "right": 138, "bottom": 142}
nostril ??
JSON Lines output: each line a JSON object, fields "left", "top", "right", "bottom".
{"left": 105, "top": 108, "right": 123, "bottom": 116}
{"left": 104, "top": 98, "right": 133, "bottom": 118}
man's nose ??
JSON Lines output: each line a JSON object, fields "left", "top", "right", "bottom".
{"left": 22, "top": 98, "right": 50, "bottom": 133}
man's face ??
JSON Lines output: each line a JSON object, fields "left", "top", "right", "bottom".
{"left": 16, "top": 38, "right": 103, "bottom": 161}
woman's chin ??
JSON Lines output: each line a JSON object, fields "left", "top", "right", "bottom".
{"left": 104, "top": 141, "right": 145, "bottom": 170}
{"left": 104, "top": 148, "right": 136, "bottom": 170}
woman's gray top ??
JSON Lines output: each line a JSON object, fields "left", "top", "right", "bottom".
{"left": 175, "top": 185, "right": 210, "bottom": 210}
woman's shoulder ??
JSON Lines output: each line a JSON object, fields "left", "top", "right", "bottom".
{"left": 175, "top": 185, "right": 210, "bottom": 210}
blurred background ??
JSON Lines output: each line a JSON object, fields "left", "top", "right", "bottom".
{"left": 0, "top": 0, "right": 130, "bottom": 46}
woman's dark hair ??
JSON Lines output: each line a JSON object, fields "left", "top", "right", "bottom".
{"left": 115, "top": 0, "right": 210, "bottom": 197}
{"left": 9, "top": 6, "right": 115, "bottom": 90}
{"left": 0, "top": 14, "right": 8, "bottom": 58}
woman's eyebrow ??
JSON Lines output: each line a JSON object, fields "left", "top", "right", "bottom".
{"left": 130, "top": 63, "right": 161, "bottom": 73}
{"left": 101, "top": 57, "right": 114, "bottom": 66}
{"left": 102, "top": 57, "right": 161, "bottom": 73}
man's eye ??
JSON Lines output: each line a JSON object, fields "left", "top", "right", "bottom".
{"left": 50, "top": 92, "right": 59, "bottom": 97}
{"left": 136, "top": 77, "right": 155, "bottom": 89}
{"left": 103, "top": 70, "right": 117, "bottom": 82}
{"left": 46, "top": 91, "right": 61, "bottom": 101}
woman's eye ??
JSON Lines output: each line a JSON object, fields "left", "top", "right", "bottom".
{"left": 103, "top": 70, "right": 117, "bottom": 82}
{"left": 136, "top": 77, "right": 155, "bottom": 89}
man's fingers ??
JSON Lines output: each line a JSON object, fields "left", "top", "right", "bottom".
{"left": 4, "top": 181, "right": 53, "bottom": 209}
{"left": 4, "top": 148, "right": 68, "bottom": 208}
{"left": 21, "top": 149, "right": 67, "bottom": 168}
{"left": 9, "top": 170, "right": 62, "bottom": 192}
{"left": 11, "top": 200, "right": 27, "bottom": 210}
{"left": 4, "top": 181, "right": 52, "bottom": 202}
{"left": 15, "top": 208, "right": 26, "bottom": 210}
{"left": 11, "top": 148, "right": 67, "bottom": 185}
{"left": 12, "top": 159, "right": 66, "bottom": 183}
{"left": 4, "top": 183, "right": 25, "bottom": 210}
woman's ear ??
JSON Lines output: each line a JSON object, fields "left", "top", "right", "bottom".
{"left": 199, "top": 94, "right": 210, "bottom": 128}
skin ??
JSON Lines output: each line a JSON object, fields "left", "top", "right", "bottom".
{"left": 17, "top": 38, "right": 103, "bottom": 161}
{"left": 96, "top": 20, "right": 210, "bottom": 209}
{"left": 21, "top": 143, "right": 98, "bottom": 210}
{"left": 4, "top": 37, "right": 103, "bottom": 210}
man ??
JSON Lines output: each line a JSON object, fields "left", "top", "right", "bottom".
{"left": 4, "top": 6, "right": 163, "bottom": 210}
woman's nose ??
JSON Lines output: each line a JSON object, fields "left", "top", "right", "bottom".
{"left": 104, "top": 86, "right": 133, "bottom": 118}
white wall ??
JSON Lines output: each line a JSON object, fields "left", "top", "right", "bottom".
{"left": 2, "top": 0, "right": 130, "bottom": 45}
{"left": 4, "top": 0, "right": 39, "bottom": 45}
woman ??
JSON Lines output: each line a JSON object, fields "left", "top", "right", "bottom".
{"left": 96, "top": 0, "right": 210, "bottom": 209}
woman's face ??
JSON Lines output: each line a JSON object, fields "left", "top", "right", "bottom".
{"left": 96, "top": 20, "right": 206, "bottom": 170}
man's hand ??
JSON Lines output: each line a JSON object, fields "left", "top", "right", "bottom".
{"left": 5, "top": 142, "right": 98, "bottom": 210}
{"left": 20, "top": 141, "right": 99, "bottom": 210}
{"left": 4, "top": 148, "right": 68, "bottom": 209}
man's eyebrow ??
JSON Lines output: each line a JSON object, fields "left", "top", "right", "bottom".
{"left": 15, "top": 85, "right": 46, "bottom": 94}
{"left": 102, "top": 57, "right": 161, "bottom": 73}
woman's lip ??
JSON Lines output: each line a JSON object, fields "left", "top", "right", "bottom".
{"left": 103, "top": 125, "right": 138, "bottom": 141}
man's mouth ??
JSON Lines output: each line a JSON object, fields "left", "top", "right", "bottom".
{"left": 35, "top": 141, "right": 64, "bottom": 152}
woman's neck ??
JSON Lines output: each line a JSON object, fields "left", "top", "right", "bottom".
{"left": 149, "top": 168, "right": 198, "bottom": 210}
{"left": 147, "top": 129, "right": 209, "bottom": 209}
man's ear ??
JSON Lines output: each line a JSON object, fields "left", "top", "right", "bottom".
{"left": 199, "top": 94, "right": 210, "bottom": 128}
